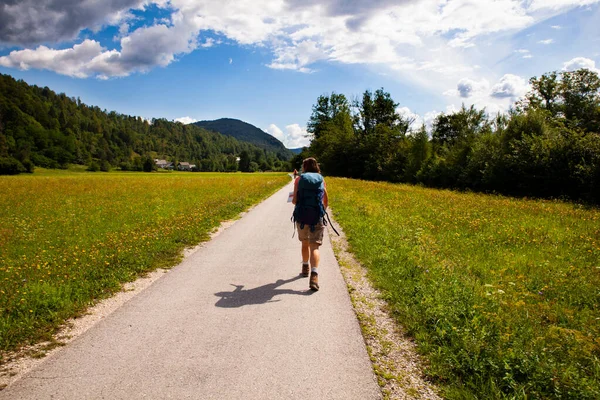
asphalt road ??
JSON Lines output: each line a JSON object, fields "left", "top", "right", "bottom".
{"left": 1, "top": 179, "right": 381, "bottom": 399}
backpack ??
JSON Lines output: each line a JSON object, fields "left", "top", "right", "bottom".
{"left": 292, "top": 172, "right": 325, "bottom": 232}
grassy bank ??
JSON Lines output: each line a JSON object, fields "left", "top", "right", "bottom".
{"left": 0, "top": 171, "right": 289, "bottom": 355}
{"left": 328, "top": 178, "right": 599, "bottom": 399}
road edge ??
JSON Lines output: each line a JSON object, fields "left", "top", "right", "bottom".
{"left": 327, "top": 210, "right": 442, "bottom": 400}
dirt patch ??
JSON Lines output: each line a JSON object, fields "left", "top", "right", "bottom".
{"left": 328, "top": 214, "right": 441, "bottom": 400}
{"left": 0, "top": 217, "right": 241, "bottom": 390}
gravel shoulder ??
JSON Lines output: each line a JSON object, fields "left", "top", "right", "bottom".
{"left": 327, "top": 214, "right": 441, "bottom": 400}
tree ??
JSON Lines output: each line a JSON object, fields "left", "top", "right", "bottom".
{"left": 404, "top": 125, "right": 431, "bottom": 182}
{"left": 143, "top": 156, "right": 155, "bottom": 172}
{"left": 520, "top": 68, "right": 600, "bottom": 133}
{"left": 239, "top": 150, "right": 251, "bottom": 172}
{"left": 307, "top": 92, "right": 351, "bottom": 140}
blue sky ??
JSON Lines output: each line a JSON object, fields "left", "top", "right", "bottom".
{"left": 1, "top": 0, "right": 599, "bottom": 148}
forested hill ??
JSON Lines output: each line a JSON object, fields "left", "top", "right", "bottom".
{"left": 0, "top": 73, "right": 289, "bottom": 173}
{"left": 193, "top": 118, "right": 293, "bottom": 160}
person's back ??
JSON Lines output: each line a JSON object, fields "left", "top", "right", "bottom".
{"left": 292, "top": 158, "right": 328, "bottom": 291}
{"left": 293, "top": 172, "right": 325, "bottom": 231}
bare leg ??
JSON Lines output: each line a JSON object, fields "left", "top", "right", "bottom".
{"left": 309, "top": 243, "right": 321, "bottom": 291}
{"left": 301, "top": 240, "right": 310, "bottom": 263}
{"left": 309, "top": 243, "right": 320, "bottom": 269}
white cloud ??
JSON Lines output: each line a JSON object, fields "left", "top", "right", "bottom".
{"left": 266, "top": 124, "right": 284, "bottom": 141}
{"left": 396, "top": 106, "right": 423, "bottom": 129}
{"left": 0, "top": 18, "right": 199, "bottom": 78}
{"left": 515, "top": 49, "right": 533, "bottom": 59}
{"left": 229, "top": 58, "right": 233, "bottom": 64}
{"left": 200, "top": 38, "right": 216, "bottom": 48}
{"left": 490, "top": 74, "right": 529, "bottom": 99}
{"left": 0, "top": 0, "right": 598, "bottom": 89}
{"left": 0, "top": 40, "right": 105, "bottom": 78}
{"left": 538, "top": 39, "right": 554, "bottom": 44}
{"left": 266, "top": 123, "right": 310, "bottom": 148}
{"left": 551, "top": 25, "right": 562, "bottom": 29}
{"left": 175, "top": 116, "right": 198, "bottom": 124}
{"left": 455, "top": 78, "right": 490, "bottom": 98}
{"left": 562, "top": 57, "right": 600, "bottom": 73}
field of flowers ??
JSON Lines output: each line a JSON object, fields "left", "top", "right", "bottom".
{"left": 328, "top": 178, "right": 599, "bottom": 399}
{"left": 0, "top": 171, "right": 289, "bottom": 356}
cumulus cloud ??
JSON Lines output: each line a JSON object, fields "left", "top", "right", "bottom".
{"left": 0, "top": 40, "right": 105, "bottom": 78}
{"left": 490, "top": 74, "right": 529, "bottom": 99}
{"left": 0, "top": 0, "right": 598, "bottom": 82}
{"left": 175, "top": 116, "right": 198, "bottom": 124}
{"left": 538, "top": 39, "right": 554, "bottom": 44}
{"left": 444, "top": 77, "right": 489, "bottom": 98}
{"left": 0, "top": 0, "right": 144, "bottom": 46}
{"left": 456, "top": 78, "right": 490, "bottom": 98}
{"left": 562, "top": 57, "right": 600, "bottom": 73}
{"left": 396, "top": 106, "right": 423, "bottom": 129}
{"left": 266, "top": 123, "right": 310, "bottom": 148}
{"left": 0, "top": 20, "right": 199, "bottom": 78}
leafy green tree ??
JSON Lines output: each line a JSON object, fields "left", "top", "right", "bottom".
{"left": 521, "top": 68, "right": 600, "bottom": 133}
{"left": 142, "top": 156, "right": 155, "bottom": 172}
{"left": 404, "top": 125, "right": 431, "bottom": 182}
{"left": 307, "top": 92, "right": 351, "bottom": 141}
{"left": 238, "top": 150, "right": 251, "bottom": 172}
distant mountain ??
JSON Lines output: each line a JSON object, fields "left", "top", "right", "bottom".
{"left": 289, "top": 148, "right": 305, "bottom": 154}
{"left": 194, "top": 118, "right": 293, "bottom": 160}
{"left": 0, "top": 73, "right": 287, "bottom": 173}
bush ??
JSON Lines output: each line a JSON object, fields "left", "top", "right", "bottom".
{"left": 0, "top": 157, "right": 25, "bottom": 175}
{"left": 31, "top": 153, "right": 59, "bottom": 169}
{"left": 87, "top": 161, "right": 100, "bottom": 172}
{"left": 100, "top": 160, "right": 110, "bottom": 172}
{"left": 21, "top": 159, "right": 34, "bottom": 173}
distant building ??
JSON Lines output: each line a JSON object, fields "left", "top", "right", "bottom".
{"left": 154, "top": 159, "right": 174, "bottom": 169}
{"left": 178, "top": 162, "right": 193, "bottom": 171}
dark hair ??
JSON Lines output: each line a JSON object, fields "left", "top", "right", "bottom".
{"left": 302, "top": 157, "right": 320, "bottom": 173}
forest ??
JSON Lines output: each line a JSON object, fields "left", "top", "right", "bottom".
{"left": 0, "top": 73, "right": 290, "bottom": 174}
{"left": 295, "top": 68, "right": 600, "bottom": 204}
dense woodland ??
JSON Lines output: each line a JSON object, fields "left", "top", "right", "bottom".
{"left": 295, "top": 68, "right": 600, "bottom": 204}
{"left": 0, "top": 74, "right": 289, "bottom": 174}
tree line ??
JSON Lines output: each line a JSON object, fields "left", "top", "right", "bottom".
{"left": 295, "top": 68, "right": 600, "bottom": 203}
{"left": 0, "top": 73, "right": 290, "bottom": 174}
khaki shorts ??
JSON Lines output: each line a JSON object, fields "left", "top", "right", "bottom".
{"left": 296, "top": 222, "right": 325, "bottom": 245}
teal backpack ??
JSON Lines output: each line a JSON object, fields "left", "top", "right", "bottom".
{"left": 292, "top": 173, "right": 339, "bottom": 235}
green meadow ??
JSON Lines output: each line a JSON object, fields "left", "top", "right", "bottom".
{"left": 0, "top": 171, "right": 289, "bottom": 356}
{"left": 328, "top": 178, "right": 599, "bottom": 399}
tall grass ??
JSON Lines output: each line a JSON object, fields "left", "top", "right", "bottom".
{"left": 328, "top": 178, "right": 600, "bottom": 399}
{"left": 0, "top": 172, "right": 289, "bottom": 355}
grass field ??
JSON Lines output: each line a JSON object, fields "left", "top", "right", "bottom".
{"left": 327, "top": 178, "right": 600, "bottom": 399}
{"left": 0, "top": 171, "right": 289, "bottom": 356}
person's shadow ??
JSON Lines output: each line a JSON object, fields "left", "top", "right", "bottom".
{"left": 214, "top": 275, "right": 313, "bottom": 308}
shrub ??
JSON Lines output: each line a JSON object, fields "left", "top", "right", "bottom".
{"left": 87, "top": 161, "right": 100, "bottom": 172}
{"left": 0, "top": 157, "right": 25, "bottom": 175}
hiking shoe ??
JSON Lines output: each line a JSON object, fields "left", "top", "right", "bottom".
{"left": 301, "top": 263, "right": 310, "bottom": 277}
{"left": 309, "top": 271, "right": 319, "bottom": 291}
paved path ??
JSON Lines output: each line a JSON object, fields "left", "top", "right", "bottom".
{"left": 1, "top": 180, "right": 381, "bottom": 399}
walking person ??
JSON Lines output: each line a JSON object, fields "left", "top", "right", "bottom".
{"left": 292, "top": 157, "right": 328, "bottom": 291}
